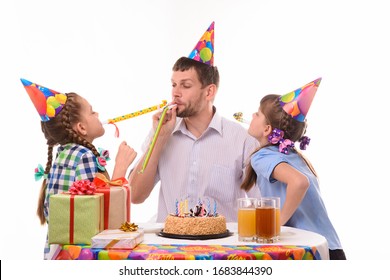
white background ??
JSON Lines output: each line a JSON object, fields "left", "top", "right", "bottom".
{"left": 1, "top": 0, "right": 389, "bottom": 271}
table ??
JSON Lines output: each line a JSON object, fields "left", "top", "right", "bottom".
{"left": 51, "top": 223, "right": 329, "bottom": 260}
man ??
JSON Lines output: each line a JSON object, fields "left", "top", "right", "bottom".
{"left": 129, "top": 22, "right": 260, "bottom": 222}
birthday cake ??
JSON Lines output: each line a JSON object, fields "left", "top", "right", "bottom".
{"left": 163, "top": 200, "right": 226, "bottom": 236}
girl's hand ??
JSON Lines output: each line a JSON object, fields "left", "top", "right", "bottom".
{"left": 116, "top": 141, "right": 137, "bottom": 167}
{"left": 112, "top": 141, "right": 137, "bottom": 178}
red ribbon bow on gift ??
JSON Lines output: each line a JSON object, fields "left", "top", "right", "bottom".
{"left": 69, "top": 179, "right": 96, "bottom": 195}
{"left": 92, "top": 173, "right": 128, "bottom": 188}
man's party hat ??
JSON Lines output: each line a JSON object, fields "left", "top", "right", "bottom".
{"left": 279, "top": 77, "right": 322, "bottom": 122}
{"left": 188, "top": 21, "right": 215, "bottom": 66}
{"left": 21, "top": 78, "right": 67, "bottom": 122}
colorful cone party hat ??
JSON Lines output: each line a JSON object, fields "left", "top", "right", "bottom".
{"left": 20, "top": 78, "right": 67, "bottom": 122}
{"left": 279, "top": 77, "right": 322, "bottom": 122}
{"left": 188, "top": 21, "right": 215, "bottom": 66}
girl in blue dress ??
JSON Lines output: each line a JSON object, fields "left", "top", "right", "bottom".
{"left": 240, "top": 78, "right": 346, "bottom": 260}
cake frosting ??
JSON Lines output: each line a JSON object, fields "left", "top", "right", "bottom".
{"left": 163, "top": 200, "right": 227, "bottom": 235}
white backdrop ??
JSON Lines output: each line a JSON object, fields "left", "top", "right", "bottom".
{"left": 1, "top": 0, "right": 389, "bottom": 262}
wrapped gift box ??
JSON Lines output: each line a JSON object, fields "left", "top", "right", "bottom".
{"left": 48, "top": 193, "right": 104, "bottom": 245}
{"left": 91, "top": 229, "right": 144, "bottom": 249}
{"left": 94, "top": 174, "right": 131, "bottom": 229}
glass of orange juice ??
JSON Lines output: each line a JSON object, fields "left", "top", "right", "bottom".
{"left": 237, "top": 198, "right": 257, "bottom": 241}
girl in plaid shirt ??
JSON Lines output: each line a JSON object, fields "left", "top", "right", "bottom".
{"left": 21, "top": 79, "right": 137, "bottom": 258}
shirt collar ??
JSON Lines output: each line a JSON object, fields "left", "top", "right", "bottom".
{"left": 173, "top": 106, "right": 223, "bottom": 137}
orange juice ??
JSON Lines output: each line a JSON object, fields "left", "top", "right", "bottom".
{"left": 238, "top": 208, "right": 256, "bottom": 240}
{"left": 256, "top": 207, "right": 276, "bottom": 242}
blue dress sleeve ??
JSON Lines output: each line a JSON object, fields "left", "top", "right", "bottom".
{"left": 251, "top": 147, "right": 287, "bottom": 183}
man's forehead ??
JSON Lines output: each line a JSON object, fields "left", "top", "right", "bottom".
{"left": 171, "top": 68, "right": 198, "bottom": 82}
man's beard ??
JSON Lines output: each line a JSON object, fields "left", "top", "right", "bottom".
{"left": 176, "top": 94, "right": 203, "bottom": 118}
{"left": 176, "top": 104, "right": 197, "bottom": 118}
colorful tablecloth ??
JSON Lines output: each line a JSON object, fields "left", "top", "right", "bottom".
{"left": 54, "top": 244, "right": 322, "bottom": 260}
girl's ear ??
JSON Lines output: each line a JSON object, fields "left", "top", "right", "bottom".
{"left": 264, "top": 124, "right": 272, "bottom": 137}
{"left": 72, "top": 122, "right": 87, "bottom": 136}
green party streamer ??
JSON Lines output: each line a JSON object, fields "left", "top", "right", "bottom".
{"left": 139, "top": 105, "right": 170, "bottom": 173}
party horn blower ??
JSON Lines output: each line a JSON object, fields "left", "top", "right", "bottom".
{"left": 233, "top": 112, "right": 250, "bottom": 124}
{"left": 102, "top": 100, "right": 168, "bottom": 124}
{"left": 139, "top": 105, "right": 175, "bottom": 173}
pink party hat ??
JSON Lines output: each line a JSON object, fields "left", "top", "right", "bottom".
{"left": 279, "top": 77, "right": 322, "bottom": 122}
{"left": 188, "top": 21, "right": 215, "bottom": 66}
{"left": 21, "top": 78, "right": 67, "bottom": 122}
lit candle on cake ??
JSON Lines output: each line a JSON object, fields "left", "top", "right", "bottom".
{"left": 175, "top": 199, "right": 179, "bottom": 216}
{"left": 179, "top": 201, "right": 183, "bottom": 216}
{"left": 184, "top": 199, "right": 188, "bottom": 215}
{"left": 213, "top": 199, "right": 217, "bottom": 216}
